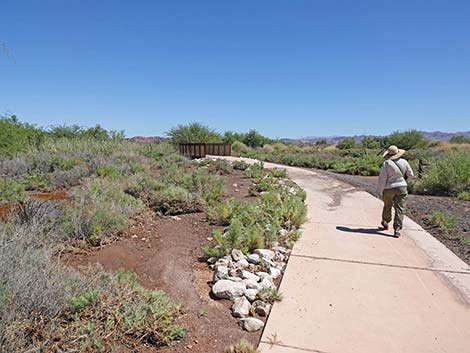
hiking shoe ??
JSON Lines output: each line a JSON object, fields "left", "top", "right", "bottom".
{"left": 394, "top": 230, "right": 401, "bottom": 238}
{"left": 381, "top": 221, "right": 389, "bottom": 230}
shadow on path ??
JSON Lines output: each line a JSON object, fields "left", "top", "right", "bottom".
{"left": 336, "top": 226, "right": 396, "bottom": 238}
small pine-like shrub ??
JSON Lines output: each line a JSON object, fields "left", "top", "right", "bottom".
{"left": 0, "top": 178, "right": 26, "bottom": 204}
{"left": 225, "top": 339, "right": 260, "bottom": 353}
{"left": 426, "top": 210, "right": 457, "bottom": 234}
{"left": 457, "top": 191, "right": 470, "bottom": 201}
{"left": 258, "top": 287, "right": 283, "bottom": 303}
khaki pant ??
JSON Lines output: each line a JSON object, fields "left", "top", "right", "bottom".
{"left": 382, "top": 186, "right": 408, "bottom": 231}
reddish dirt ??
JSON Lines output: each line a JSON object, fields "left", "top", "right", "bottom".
{"left": 67, "top": 171, "right": 261, "bottom": 353}
{"left": 0, "top": 190, "right": 68, "bottom": 221}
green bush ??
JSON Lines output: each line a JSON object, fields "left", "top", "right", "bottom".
{"left": 383, "top": 130, "right": 428, "bottom": 150}
{"left": 244, "top": 162, "right": 264, "bottom": 178}
{"left": 225, "top": 339, "right": 260, "bottom": 353}
{"left": 231, "top": 141, "right": 249, "bottom": 156}
{"left": 166, "top": 122, "right": 222, "bottom": 143}
{"left": 151, "top": 185, "right": 203, "bottom": 215}
{"left": 415, "top": 150, "right": 470, "bottom": 196}
{"left": 426, "top": 210, "right": 457, "bottom": 234}
{"left": 450, "top": 135, "right": 470, "bottom": 144}
{"left": 457, "top": 191, "right": 470, "bottom": 201}
{"left": 269, "top": 168, "right": 288, "bottom": 178}
{"left": 336, "top": 137, "right": 356, "bottom": 150}
{"left": 0, "top": 115, "right": 46, "bottom": 155}
{"left": 0, "top": 178, "right": 26, "bottom": 204}
{"left": 232, "top": 160, "right": 250, "bottom": 170}
{"left": 63, "top": 179, "right": 144, "bottom": 243}
{"left": 258, "top": 287, "right": 283, "bottom": 303}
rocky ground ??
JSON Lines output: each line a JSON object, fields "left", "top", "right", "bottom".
{"left": 317, "top": 170, "right": 470, "bottom": 265}
{"left": 66, "top": 170, "right": 273, "bottom": 352}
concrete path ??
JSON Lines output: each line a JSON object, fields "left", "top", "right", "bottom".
{"left": 215, "top": 157, "right": 470, "bottom": 353}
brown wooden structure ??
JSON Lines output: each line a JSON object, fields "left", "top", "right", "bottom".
{"left": 179, "top": 143, "right": 231, "bottom": 159}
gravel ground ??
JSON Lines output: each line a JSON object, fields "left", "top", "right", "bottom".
{"left": 315, "top": 170, "right": 470, "bottom": 265}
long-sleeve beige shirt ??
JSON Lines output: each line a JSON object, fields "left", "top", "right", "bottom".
{"left": 377, "top": 158, "right": 414, "bottom": 195}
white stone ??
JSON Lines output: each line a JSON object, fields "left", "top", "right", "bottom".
{"left": 239, "top": 317, "right": 264, "bottom": 332}
{"left": 235, "top": 259, "right": 249, "bottom": 269}
{"left": 247, "top": 253, "right": 261, "bottom": 264}
{"left": 269, "top": 267, "right": 282, "bottom": 280}
{"left": 212, "top": 280, "right": 246, "bottom": 300}
{"left": 243, "top": 280, "right": 261, "bottom": 290}
{"left": 232, "top": 296, "right": 250, "bottom": 318}
{"left": 226, "top": 276, "right": 243, "bottom": 282}
{"left": 213, "top": 265, "right": 228, "bottom": 281}
{"left": 260, "top": 275, "right": 275, "bottom": 289}
{"left": 254, "top": 249, "right": 275, "bottom": 261}
{"left": 241, "top": 270, "right": 260, "bottom": 282}
{"left": 244, "top": 288, "right": 258, "bottom": 302}
{"left": 207, "top": 257, "right": 217, "bottom": 265}
{"left": 231, "top": 249, "right": 246, "bottom": 262}
{"left": 253, "top": 300, "right": 271, "bottom": 317}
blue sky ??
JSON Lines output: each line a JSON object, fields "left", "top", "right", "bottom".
{"left": 1, "top": 0, "right": 469, "bottom": 138}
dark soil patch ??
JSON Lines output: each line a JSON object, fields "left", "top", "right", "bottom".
{"left": 318, "top": 170, "right": 470, "bottom": 265}
{"left": 66, "top": 171, "right": 260, "bottom": 352}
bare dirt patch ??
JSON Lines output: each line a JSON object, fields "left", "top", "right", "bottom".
{"left": 66, "top": 171, "right": 261, "bottom": 352}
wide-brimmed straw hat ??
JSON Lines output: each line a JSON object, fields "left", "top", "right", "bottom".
{"left": 383, "top": 145, "right": 405, "bottom": 160}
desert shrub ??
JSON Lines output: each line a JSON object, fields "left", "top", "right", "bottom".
{"left": 457, "top": 191, "right": 470, "bottom": 201}
{"left": 232, "top": 141, "right": 249, "bottom": 156}
{"left": 426, "top": 210, "right": 457, "bottom": 234}
{"left": 96, "top": 164, "right": 120, "bottom": 179}
{"left": 244, "top": 162, "right": 264, "bottom": 179}
{"left": 258, "top": 287, "right": 283, "bottom": 303}
{"left": 63, "top": 179, "right": 144, "bottom": 243}
{"left": 0, "top": 178, "right": 26, "bottom": 204}
{"left": 263, "top": 144, "right": 275, "bottom": 153}
{"left": 179, "top": 168, "right": 225, "bottom": 204}
{"left": 203, "top": 172, "right": 306, "bottom": 258}
{"left": 383, "top": 130, "right": 428, "bottom": 150}
{"left": 450, "top": 135, "right": 470, "bottom": 144}
{"left": 22, "top": 172, "right": 52, "bottom": 190}
{"left": 360, "top": 136, "right": 383, "bottom": 149}
{"left": 207, "top": 198, "right": 243, "bottom": 225}
{"left": 331, "top": 154, "right": 382, "bottom": 176}
{"left": 414, "top": 150, "right": 470, "bottom": 196}
{"left": 232, "top": 160, "right": 250, "bottom": 170}
{"left": 210, "top": 158, "right": 234, "bottom": 174}
{"left": 269, "top": 167, "right": 288, "bottom": 178}
{"left": 225, "top": 339, "right": 260, "bottom": 353}
{"left": 336, "top": 137, "right": 356, "bottom": 150}
{"left": 151, "top": 185, "right": 203, "bottom": 215}
{"left": 166, "top": 122, "right": 222, "bottom": 143}
{"left": 0, "top": 115, "right": 46, "bottom": 155}
{"left": 242, "top": 129, "right": 271, "bottom": 148}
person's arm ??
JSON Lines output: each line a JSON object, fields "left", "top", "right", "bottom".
{"left": 404, "top": 160, "right": 415, "bottom": 180}
{"left": 376, "top": 162, "right": 387, "bottom": 197}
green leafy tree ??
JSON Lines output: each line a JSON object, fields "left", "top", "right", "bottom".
{"left": 166, "top": 122, "right": 222, "bottom": 143}
{"left": 360, "top": 136, "right": 382, "bottom": 149}
{"left": 242, "top": 129, "right": 270, "bottom": 148}
{"left": 383, "top": 130, "right": 427, "bottom": 150}
{"left": 336, "top": 137, "right": 356, "bottom": 150}
{"left": 0, "top": 114, "right": 46, "bottom": 155}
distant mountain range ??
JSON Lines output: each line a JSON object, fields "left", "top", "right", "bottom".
{"left": 130, "top": 131, "right": 470, "bottom": 144}
{"left": 283, "top": 131, "right": 470, "bottom": 144}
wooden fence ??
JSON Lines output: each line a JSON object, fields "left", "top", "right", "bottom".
{"left": 178, "top": 143, "right": 232, "bottom": 159}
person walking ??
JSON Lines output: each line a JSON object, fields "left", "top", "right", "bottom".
{"left": 377, "top": 145, "right": 415, "bottom": 238}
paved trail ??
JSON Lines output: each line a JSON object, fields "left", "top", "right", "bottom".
{"left": 217, "top": 157, "right": 470, "bottom": 353}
